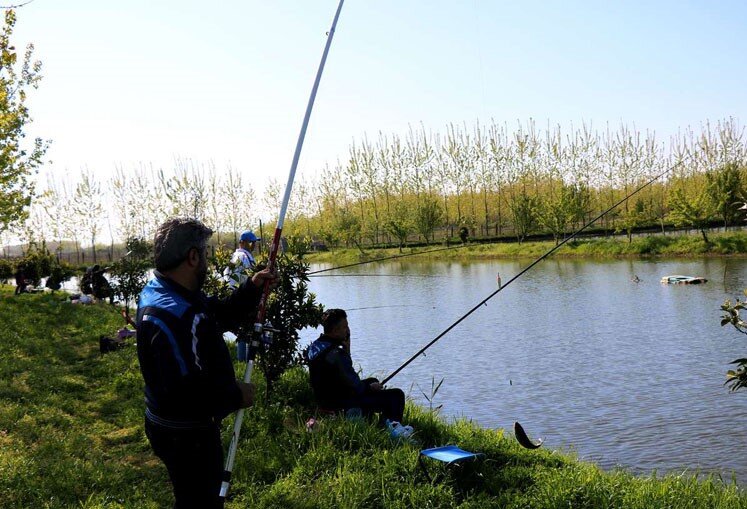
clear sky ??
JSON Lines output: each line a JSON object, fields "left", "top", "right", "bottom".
{"left": 11, "top": 0, "right": 747, "bottom": 196}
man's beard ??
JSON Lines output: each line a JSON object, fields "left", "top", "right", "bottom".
{"left": 196, "top": 257, "right": 208, "bottom": 289}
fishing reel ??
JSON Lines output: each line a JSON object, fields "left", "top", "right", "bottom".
{"left": 253, "top": 320, "right": 279, "bottom": 347}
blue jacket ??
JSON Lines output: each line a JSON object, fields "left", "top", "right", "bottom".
{"left": 136, "top": 271, "right": 261, "bottom": 427}
{"left": 307, "top": 334, "right": 366, "bottom": 407}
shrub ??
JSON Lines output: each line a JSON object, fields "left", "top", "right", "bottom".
{"left": 205, "top": 243, "right": 324, "bottom": 394}
{"left": 0, "top": 258, "right": 12, "bottom": 280}
{"left": 110, "top": 237, "right": 152, "bottom": 321}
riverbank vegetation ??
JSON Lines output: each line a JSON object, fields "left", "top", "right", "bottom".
{"left": 2, "top": 288, "right": 746, "bottom": 508}
{"left": 306, "top": 230, "right": 747, "bottom": 266}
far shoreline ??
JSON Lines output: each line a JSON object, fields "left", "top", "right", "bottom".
{"left": 304, "top": 231, "right": 747, "bottom": 266}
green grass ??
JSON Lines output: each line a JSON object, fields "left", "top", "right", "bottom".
{"left": 306, "top": 231, "right": 747, "bottom": 266}
{"left": 1, "top": 286, "right": 746, "bottom": 508}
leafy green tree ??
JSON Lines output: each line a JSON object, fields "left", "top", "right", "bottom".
{"left": 668, "top": 187, "right": 714, "bottom": 244}
{"left": 258, "top": 253, "right": 323, "bottom": 393}
{"left": 706, "top": 162, "right": 745, "bottom": 228}
{"left": 334, "top": 208, "right": 363, "bottom": 252}
{"left": 538, "top": 183, "right": 590, "bottom": 245}
{"left": 0, "top": 9, "right": 47, "bottom": 233}
{"left": 203, "top": 244, "right": 323, "bottom": 394}
{"left": 508, "top": 192, "right": 539, "bottom": 243}
{"left": 617, "top": 197, "right": 649, "bottom": 243}
{"left": 111, "top": 238, "right": 152, "bottom": 322}
{"left": 383, "top": 201, "right": 412, "bottom": 252}
{"left": 415, "top": 196, "right": 443, "bottom": 244}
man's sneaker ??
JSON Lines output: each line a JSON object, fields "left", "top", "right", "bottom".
{"left": 386, "top": 420, "right": 416, "bottom": 441}
{"left": 345, "top": 407, "right": 363, "bottom": 420}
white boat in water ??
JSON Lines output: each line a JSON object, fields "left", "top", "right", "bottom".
{"left": 660, "top": 275, "right": 708, "bottom": 285}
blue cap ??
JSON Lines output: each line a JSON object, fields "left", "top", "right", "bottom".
{"left": 240, "top": 231, "right": 260, "bottom": 242}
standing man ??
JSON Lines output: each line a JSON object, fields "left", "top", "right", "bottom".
{"left": 225, "top": 230, "right": 261, "bottom": 361}
{"left": 136, "top": 218, "right": 275, "bottom": 509}
{"left": 306, "top": 309, "right": 407, "bottom": 426}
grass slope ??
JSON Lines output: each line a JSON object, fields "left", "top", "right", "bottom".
{"left": 0, "top": 287, "right": 745, "bottom": 508}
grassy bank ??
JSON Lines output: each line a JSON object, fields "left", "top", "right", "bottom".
{"left": 305, "top": 231, "right": 747, "bottom": 266}
{"left": 1, "top": 288, "right": 746, "bottom": 508}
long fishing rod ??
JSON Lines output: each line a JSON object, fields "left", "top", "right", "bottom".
{"left": 307, "top": 243, "right": 470, "bottom": 275}
{"left": 219, "top": 0, "right": 345, "bottom": 499}
{"left": 381, "top": 162, "right": 679, "bottom": 386}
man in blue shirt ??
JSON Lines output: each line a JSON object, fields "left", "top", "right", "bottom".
{"left": 306, "top": 308, "right": 405, "bottom": 425}
{"left": 224, "top": 230, "right": 261, "bottom": 361}
{"left": 137, "top": 217, "right": 275, "bottom": 509}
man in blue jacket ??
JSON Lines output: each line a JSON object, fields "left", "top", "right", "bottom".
{"left": 306, "top": 308, "right": 405, "bottom": 425}
{"left": 136, "top": 217, "right": 275, "bottom": 509}
{"left": 224, "top": 229, "right": 261, "bottom": 362}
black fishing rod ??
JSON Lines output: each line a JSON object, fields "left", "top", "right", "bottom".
{"left": 307, "top": 243, "right": 470, "bottom": 275}
{"left": 381, "top": 162, "right": 678, "bottom": 386}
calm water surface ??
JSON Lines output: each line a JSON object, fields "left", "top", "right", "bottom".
{"left": 301, "top": 257, "right": 747, "bottom": 484}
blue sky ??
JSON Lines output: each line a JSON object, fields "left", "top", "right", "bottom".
{"left": 12, "top": 0, "right": 747, "bottom": 193}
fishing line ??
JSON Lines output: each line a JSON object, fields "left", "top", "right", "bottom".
{"left": 346, "top": 304, "right": 424, "bottom": 311}
{"left": 307, "top": 243, "right": 470, "bottom": 275}
{"left": 309, "top": 273, "right": 446, "bottom": 278}
{"left": 382, "top": 162, "right": 679, "bottom": 385}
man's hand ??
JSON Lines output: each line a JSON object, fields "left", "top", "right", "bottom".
{"left": 251, "top": 268, "right": 278, "bottom": 289}
{"left": 368, "top": 382, "right": 383, "bottom": 391}
{"left": 238, "top": 381, "right": 255, "bottom": 408}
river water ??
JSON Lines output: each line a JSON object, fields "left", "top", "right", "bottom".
{"left": 300, "top": 257, "right": 747, "bottom": 484}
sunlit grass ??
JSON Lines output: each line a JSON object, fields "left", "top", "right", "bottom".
{"left": 1, "top": 287, "right": 745, "bottom": 508}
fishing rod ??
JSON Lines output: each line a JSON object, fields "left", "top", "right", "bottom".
{"left": 307, "top": 243, "right": 470, "bottom": 275}
{"left": 381, "top": 162, "right": 679, "bottom": 387}
{"left": 219, "top": 0, "right": 345, "bottom": 499}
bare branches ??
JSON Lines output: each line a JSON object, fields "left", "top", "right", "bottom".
{"left": 0, "top": 0, "right": 35, "bottom": 9}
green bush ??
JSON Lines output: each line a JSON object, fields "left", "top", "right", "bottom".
{"left": 205, "top": 246, "right": 324, "bottom": 394}
{"left": 14, "top": 243, "right": 74, "bottom": 288}
{"left": 110, "top": 237, "right": 152, "bottom": 318}
{"left": 0, "top": 258, "right": 12, "bottom": 280}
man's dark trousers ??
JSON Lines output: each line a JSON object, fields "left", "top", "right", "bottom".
{"left": 144, "top": 419, "right": 225, "bottom": 509}
{"left": 340, "top": 385, "right": 405, "bottom": 425}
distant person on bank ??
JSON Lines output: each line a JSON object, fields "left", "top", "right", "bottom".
{"left": 306, "top": 308, "right": 406, "bottom": 425}
{"left": 224, "top": 230, "right": 261, "bottom": 362}
{"left": 136, "top": 217, "right": 276, "bottom": 509}
{"left": 14, "top": 267, "right": 27, "bottom": 295}
{"left": 91, "top": 265, "right": 114, "bottom": 303}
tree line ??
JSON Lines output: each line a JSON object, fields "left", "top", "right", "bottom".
{"left": 287, "top": 118, "right": 747, "bottom": 249}
{"left": 2, "top": 160, "right": 260, "bottom": 263}
{"left": 3, "top": 118, "right": 746, "bottom": 262}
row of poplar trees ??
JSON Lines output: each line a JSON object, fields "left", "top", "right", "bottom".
{"left": 10, "top": 118, "right": 747, "bottom": 260}
{"left": 296, "top": 118, "right": 747, "bottom": 248}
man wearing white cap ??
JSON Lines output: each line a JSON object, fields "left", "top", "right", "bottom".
{"left": 226, "top": 230, "right": 261, "bottom": 361}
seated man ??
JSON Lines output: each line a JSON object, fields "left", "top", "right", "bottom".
{"left": 91, "top": 265, "right": 113, "bottom": 303}
{"left": 306, "top": 308, "right": 405, "bottom": 425}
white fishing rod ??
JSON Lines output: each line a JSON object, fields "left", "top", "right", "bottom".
{"left": 220, "top": 0, "right": 345, "bottom": 499}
